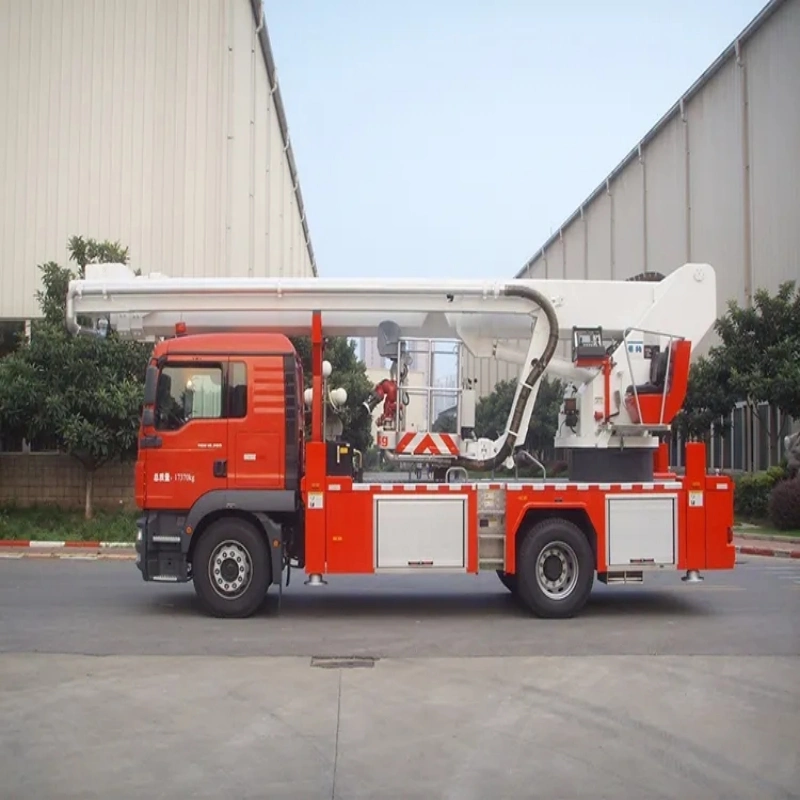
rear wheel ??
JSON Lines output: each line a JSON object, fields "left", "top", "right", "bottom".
{"left": 516, "top": 518, "right": 594, "bottom": 618}
{"left": 192, "top": 517, "right": 271, "bottom": 618}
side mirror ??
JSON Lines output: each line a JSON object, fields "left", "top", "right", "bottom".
{"left": 142, "top": 408, "right": 155, "bottom": 427}
{"left": 144, "top": 365, "right": 158, "bottom": 405}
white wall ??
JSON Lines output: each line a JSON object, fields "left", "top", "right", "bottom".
{"left": 0, "top": 0, "right": 317, "bottom": 320}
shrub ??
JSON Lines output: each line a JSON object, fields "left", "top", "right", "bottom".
{"left": 734, "top": 465, "right": 788, "bottom": 519}
{"left": 768, "top": 478, "right": 800, "bottom": 531}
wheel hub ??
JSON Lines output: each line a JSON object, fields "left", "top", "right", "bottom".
{"left": 536, "top": 541, "right": 579, "bottom": 600}
{"left": 209, "top": 541, "right": 253, "bottom": 600}
{"left": 220, "top": 558, "right": 239, "bottom": 583}
{"left": 542, "top": 554, "right": 563, "bottom": 582}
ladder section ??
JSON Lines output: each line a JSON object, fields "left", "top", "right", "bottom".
{"left": 477, "top": 485, "right": 507, "bottom": 570}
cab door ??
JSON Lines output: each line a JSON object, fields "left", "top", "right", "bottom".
{"left": 142, "top": 358, "right": 229, "bottom": 510}
{"left": 227, "top": 356, "right": 290, "bottom": 491}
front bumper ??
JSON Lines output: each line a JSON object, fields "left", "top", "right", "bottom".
{"left": 136, "top": 513, "right": 190, "bottom": 583}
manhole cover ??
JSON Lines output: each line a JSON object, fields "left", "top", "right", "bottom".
{"left": 310, "top": 656, "right": 377, "bottom": 669}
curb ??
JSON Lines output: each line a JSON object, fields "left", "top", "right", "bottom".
{"left": 735, "top": 544, "right": 800, "bottom": 560}
{"left": 0, "top": 540, "right": 136, "bottom": 560}
{"left": 734, "top": 532, "right": 800, "bottom": 545}
{"left": 0, "top": 540, "right": 134, "bottom": 549}
{"left": 0, "top": 552, "right": 137, "bottom": 560}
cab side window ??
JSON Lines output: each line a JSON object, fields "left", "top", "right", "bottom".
{"left": 228, "top": 362, "right": 247, "bottom": 418}
{"left": 155, "top": 364, "right": 223, "bottom": 430}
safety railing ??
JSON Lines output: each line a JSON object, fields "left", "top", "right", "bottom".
{"left": 621, "top": 327, "right": 686, "bottom": 427}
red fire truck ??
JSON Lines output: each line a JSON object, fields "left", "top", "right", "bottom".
{"left": 67, "top": 261, "right": 736, "bottom": 619}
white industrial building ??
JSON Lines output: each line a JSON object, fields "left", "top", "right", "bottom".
{"left": 0, "top": 0, "right": 316, "bottom": 327}
{"left": 462, "top": 0, "right": 799, "bottom": 471}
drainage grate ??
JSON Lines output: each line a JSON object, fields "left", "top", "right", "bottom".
{"left": 310, "top": 656, "right": 377, "bottom": 669}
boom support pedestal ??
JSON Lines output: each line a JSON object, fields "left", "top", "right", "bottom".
{"left": 568, "top": 449, "right": 655, "bottom": 483}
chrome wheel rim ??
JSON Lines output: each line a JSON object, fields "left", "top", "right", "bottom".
{"left": 535, "top": 541, "right": 579, "bottom": 600}
{"left": 209, "top": 540, "right": 253, "bottom": 600}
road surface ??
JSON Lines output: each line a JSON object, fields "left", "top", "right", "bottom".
{"left": 1, "top": 556, "right": 798, "bottom": 799}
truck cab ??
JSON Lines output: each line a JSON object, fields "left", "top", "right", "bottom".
{"left": 135, "top": 332, "right": 307, "bottom": 611}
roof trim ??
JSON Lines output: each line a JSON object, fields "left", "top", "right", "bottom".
{"left": 515, "top": 0, "right": 786, "bottom": 278}
{"left": 248, "top": 0, "right": 318, "bottom": 277}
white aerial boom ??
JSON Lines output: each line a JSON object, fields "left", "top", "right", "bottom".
{"left": 67, "top": 262, "right": 718, "bottom": 474}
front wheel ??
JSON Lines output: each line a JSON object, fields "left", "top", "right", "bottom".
{"left": 516, "top": 518, "right": 595, "bottom": 619}
{"left": 192, "top": 517, "right": 272, "bottom": 618}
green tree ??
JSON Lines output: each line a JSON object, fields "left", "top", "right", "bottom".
{"left": 289, "top": 335, "right": 373, "bottom": 453}
{"left": 0, "top": 321, "right": 25, "bottom": 359}
{"left": 672, "top": 356, "right": 736, "bottom": 441}
{"left": 716, "top": 282, "right": 800, "bottom": 421}
{"left": 474, "top": 376, "right": 563, "bottom": 460}
{"left": 0, "top": 237, "right": 149, "bottom": 518}
{"left": 673, "top": 281, "right": 800, "bottom": 455}
{"left": 475, "top": 379, "right": 517, "bottom": 440}
{"left": 524, "top": 376, "right": 563, "bottom": 460}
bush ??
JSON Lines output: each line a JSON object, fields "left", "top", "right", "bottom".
{"left": 734, "top": 465, "right": 788, "bottom": 519}
{"left": 0, "top": 504, "right": 137, "bottom": 542}
{"left": 768, "top": 478, "right": 800, "bottom": 531}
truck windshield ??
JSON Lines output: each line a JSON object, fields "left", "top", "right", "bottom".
{"left": 155, "top": 364, "right": 223, "bottom": 430}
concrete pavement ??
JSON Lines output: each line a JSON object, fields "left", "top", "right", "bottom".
{"left": 2, "top": 557, "right": 800, "bottom": 657}
{"left": 1, "top": 653, "right": 798, "bottom": 799}
{"left": 1, "top": 557, "right": 799, "bottom": 798}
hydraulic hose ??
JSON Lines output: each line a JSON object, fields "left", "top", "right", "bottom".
{"left": 453, "top": 283, "right": 559, "bottom": 472}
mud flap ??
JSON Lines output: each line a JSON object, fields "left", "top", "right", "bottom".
{"left": 255, "top": 513, "right": 284, "bottom": 613}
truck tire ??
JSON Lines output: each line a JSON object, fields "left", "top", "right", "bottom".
{"left": 496, "top": 570, "right": 518, "bottom": 594}
{"left": 192, "top": 517, "right": 272, "bottom": 618}
{"left": 516, "top": 518, "right": 594, "bottom": 619}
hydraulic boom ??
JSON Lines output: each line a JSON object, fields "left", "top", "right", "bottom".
{"left": 68, "top": 262, "right": 717, "bottom": 477}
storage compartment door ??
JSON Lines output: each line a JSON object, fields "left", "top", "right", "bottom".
{"left": 607, "top": 495, "right": 676, "bottom": 566}
{"left": 375, "top": 496, "right": 467, "bottom": 570}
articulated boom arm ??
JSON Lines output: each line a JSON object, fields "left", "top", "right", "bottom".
{"left": 67, "top": 262, "right": 718, "bottom": 469}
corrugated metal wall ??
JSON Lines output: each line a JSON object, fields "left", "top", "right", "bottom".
{"left": 0, "top": 0, "right": 316, "bottom": 320}
{"left": 464, "top": 0, "right": 799, "bottom": 398}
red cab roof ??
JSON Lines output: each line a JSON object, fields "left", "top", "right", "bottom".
{"left": 155, "top": 331, "right": 296, "bottom": 356}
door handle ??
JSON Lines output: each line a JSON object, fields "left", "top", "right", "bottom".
{"left": 213, "top": 459, "right": 227, "bottom": 478}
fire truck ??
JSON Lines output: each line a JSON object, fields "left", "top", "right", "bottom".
{"left": 66, "top": 262, "right": 736, "bottom": 619}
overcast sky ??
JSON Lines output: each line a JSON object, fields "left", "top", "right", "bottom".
{"left": 266, "top": 0, "right": 767, "bottom": 281}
